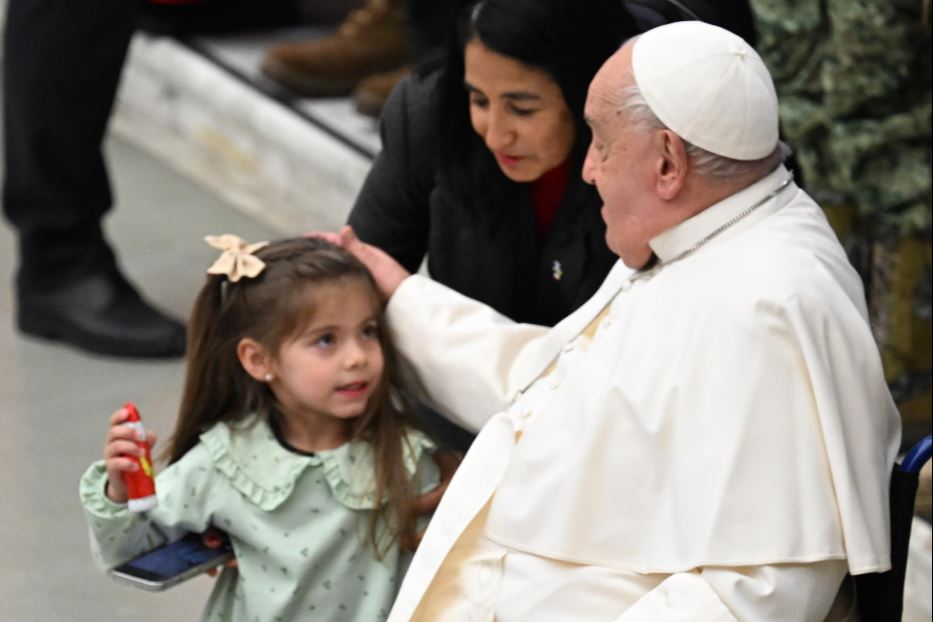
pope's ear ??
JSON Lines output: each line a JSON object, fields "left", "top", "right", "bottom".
{"left": 237, "top": 337, "right": 273, "bottom": 381}
{"left": 654, "top": 130, "right": 688, "bottom": 200}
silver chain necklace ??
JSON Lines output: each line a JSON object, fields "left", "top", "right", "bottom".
{"left": 623, "top": 173, "right": 794, "bottom": 289}
{"left": 521, "top": 174, "right": 796, "bottom": 395}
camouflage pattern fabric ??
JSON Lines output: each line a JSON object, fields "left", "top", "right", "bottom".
{"left": 750, "top": 0, "right": 932, "bottom": 446}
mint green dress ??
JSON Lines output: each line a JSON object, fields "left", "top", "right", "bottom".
{"left": 80, "top": 416, "right": 438, "bottom": 622}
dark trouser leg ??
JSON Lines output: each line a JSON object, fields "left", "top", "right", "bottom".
{"left": 3, "top": 0, "right": 142, "bottom": 289}
{"left": 1, "top": 0, "right": 303, "bottom": 291}
{"left": 1, "top": 0, "right": 193, "bottom": 357}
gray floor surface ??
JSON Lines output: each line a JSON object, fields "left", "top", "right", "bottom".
{"left": 0, "top": 136, "right": 282, "bottom": 621}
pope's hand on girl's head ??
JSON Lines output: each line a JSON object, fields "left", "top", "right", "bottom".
{"left": 335, "top": 226, "right": 410, "bottom": 299}
{"left": 304, "top": 230, "right": 342, "bottom": 246}
{"left": 304, "top": 227, "right": 410, "bottom": 298}
{"left": 103, "top": 407, "right": 158, "bottom": 504}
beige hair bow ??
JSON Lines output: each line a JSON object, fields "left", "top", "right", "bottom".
{"left": 205, "top": 234, "right": 269, "bottom": 282}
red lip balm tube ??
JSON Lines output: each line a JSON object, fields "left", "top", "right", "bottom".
{"left": 121, "top": 402, "right": 158, "bottom": 512}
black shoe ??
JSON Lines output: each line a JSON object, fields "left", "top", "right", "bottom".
{"left": 16, "top": 270, "right": 187, "bottom": 358}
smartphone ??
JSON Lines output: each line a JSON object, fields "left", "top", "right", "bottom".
{"left": 109, "top": 532, "right": 234, "bottom": 591}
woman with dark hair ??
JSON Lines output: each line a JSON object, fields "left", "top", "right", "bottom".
{"left": 348, "top": 0, "right": 638, "bottom": 329}
{"left": 347, "top": 0, "right": 638, "bottom": 450}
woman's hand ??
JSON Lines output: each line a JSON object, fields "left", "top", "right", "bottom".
{"left": 310, "top": 226, "right": 411, "bottom": 299}
{"left": 103, "top": 406, "right": 157, "bottom": 504}
{"left": 400, "top": 450, "right": 462, "bottom": 551}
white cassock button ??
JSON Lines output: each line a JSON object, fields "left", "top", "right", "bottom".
{"left": 548, "top": 375, "right": 560, "bottom": 390}
{"left": 562, "top": 341, "right": 575, "bottom": 353}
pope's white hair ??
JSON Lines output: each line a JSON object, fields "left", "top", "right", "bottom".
{"left": 612, "top": 83, "right": 791, "bottom": 180}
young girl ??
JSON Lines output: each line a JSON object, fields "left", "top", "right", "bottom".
{"left": 79, "top": 235, "right": 440, "bottom": 622}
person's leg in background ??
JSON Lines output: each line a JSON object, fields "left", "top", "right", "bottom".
{"left": 259, "top": 0, "right": 462, "bottom": 117}
{"left": 2, "top": 0, "right": 188, "bottom": 358}
{"left": 351, "top": 0, "right": 457, "bottom": 116}
{"left": 260, "top": 0, "right": 409, "bottom": 101}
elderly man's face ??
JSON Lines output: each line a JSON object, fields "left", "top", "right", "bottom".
{"left": 583, "top": 44, "right": 669, "bottom": 269}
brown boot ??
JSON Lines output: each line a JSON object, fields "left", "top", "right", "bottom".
{"left": 261, "top": 0, "right": 409, "bottom": 97}
{"left": 353, "top": 64, "right": 410, "bottom": 117}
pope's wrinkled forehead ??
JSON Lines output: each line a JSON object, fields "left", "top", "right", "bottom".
{"left": 630, "top": 21, "right": 778, "bottom": 160}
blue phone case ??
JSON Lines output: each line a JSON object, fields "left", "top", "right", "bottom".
{"left": 110, "top": 532, "right": 234, "bottom": 591}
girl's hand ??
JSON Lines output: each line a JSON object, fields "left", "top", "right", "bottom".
{"left": 308, "top": 226, "right": 411, "bottom": 299}
{"left": 401, "top": 450, "right": 462, "bottom": 551}
{"left": 103, "top": 406, "right": 157, "bottom": 504}
{"left": 201, "top": 529, "right": 239, "bottom": 577}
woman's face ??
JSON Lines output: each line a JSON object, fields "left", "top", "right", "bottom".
{"left": 464, "top": 39, "right": 576, "bottom": 182}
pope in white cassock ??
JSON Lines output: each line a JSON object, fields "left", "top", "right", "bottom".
{"left": 331, "top": 20, "right": 901, "bottom": 621}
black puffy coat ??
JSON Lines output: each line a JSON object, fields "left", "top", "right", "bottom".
{"left": 348, "top": 71, "right": 616, "bottom": 327}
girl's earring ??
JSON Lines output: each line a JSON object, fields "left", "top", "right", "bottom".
{"left": 264, "top": 373, "right": 273, "bottom": 382}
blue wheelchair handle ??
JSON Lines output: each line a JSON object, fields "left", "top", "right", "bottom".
{"left": 901, "top": 435, "right": 932, "bottom": 474}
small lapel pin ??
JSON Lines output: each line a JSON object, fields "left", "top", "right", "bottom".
{"left": 552, "top": 260, "right": 563, "bottom": 281}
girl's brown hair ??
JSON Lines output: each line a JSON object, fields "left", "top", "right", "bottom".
{"left": 166, "top": 237, "right": 424, "bottom": 556}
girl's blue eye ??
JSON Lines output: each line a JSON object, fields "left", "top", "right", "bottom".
{"left": 314, "top": 333, "right": 336, "bottom": 347}
{"left": 362, "top": 324, "right": 379, "bottom": 339}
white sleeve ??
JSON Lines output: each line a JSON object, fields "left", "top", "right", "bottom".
{"left": 386, "top": 275, "right": 550, "bottom": 432}
{"left": 615, "top": 561, "right": 848, "bottom": 622}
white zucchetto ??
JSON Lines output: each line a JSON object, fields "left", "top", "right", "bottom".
{"left": 631, "top": 21, "right": 779, "bottom": 161}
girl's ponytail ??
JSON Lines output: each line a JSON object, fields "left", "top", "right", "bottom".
{"left": 164, "top": 274, "right": 251, "bottom": 464}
